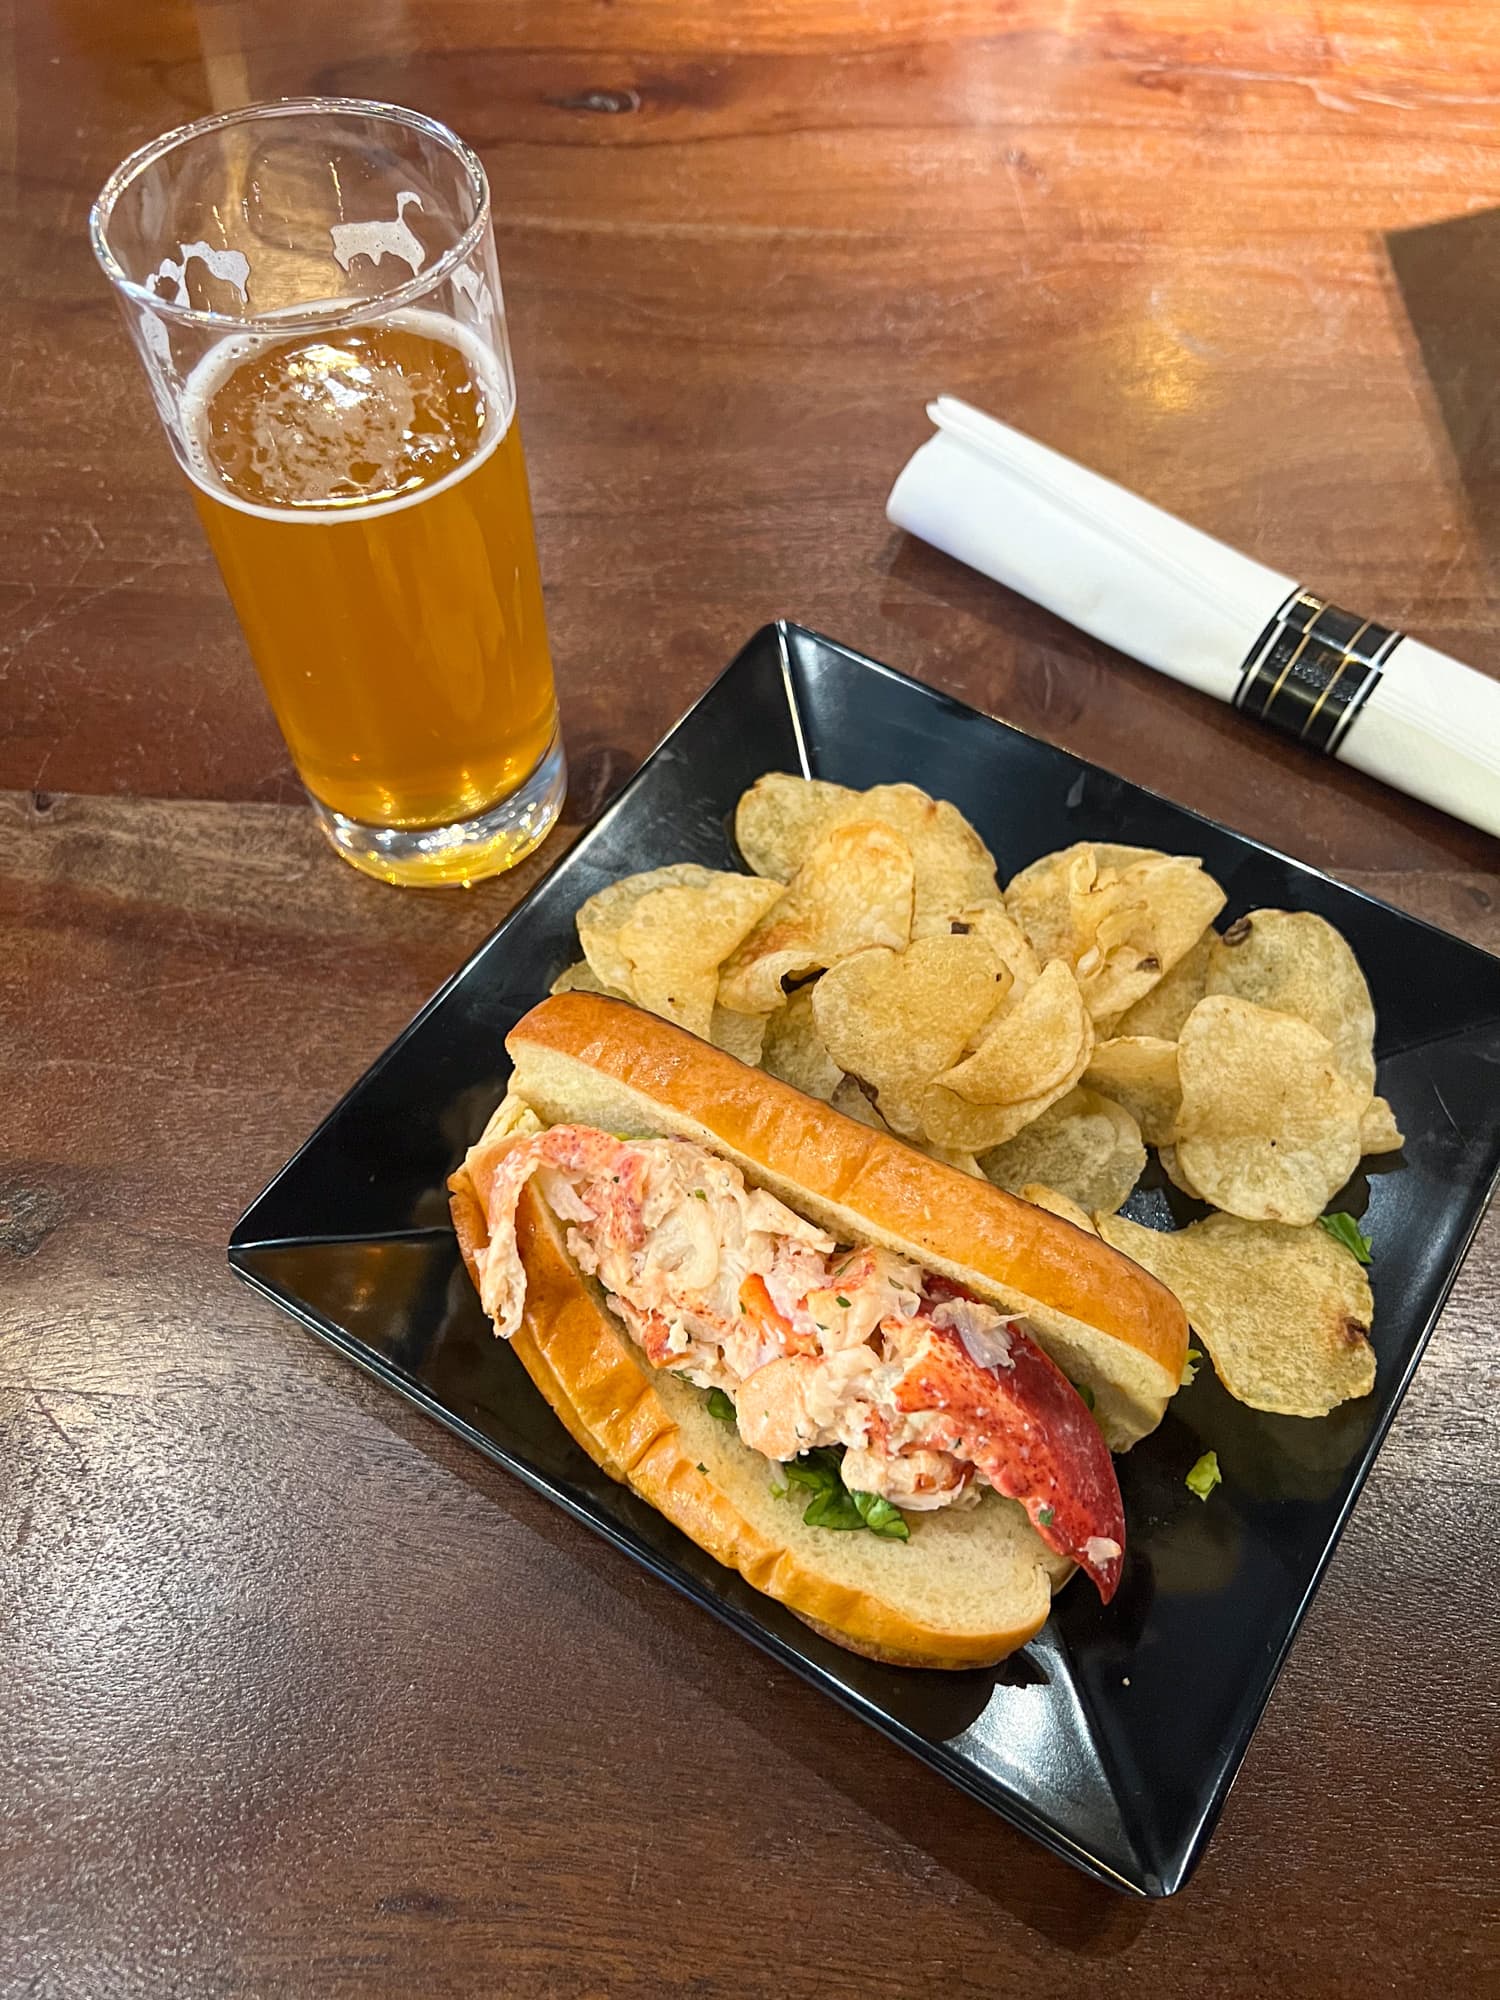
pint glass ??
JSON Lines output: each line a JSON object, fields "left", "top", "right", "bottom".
{"left": 90, "top": 99, "right": 564, "bottom": 886}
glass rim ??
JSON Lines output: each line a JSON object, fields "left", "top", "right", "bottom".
{"left": 88, "top": 95, "right": 492, "bottom": 335}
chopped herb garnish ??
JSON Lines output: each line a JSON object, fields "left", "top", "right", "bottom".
{"left": 1180, "top": 1347, "right": 1203, "bottom": 1387}
{"left": 1037, "top": 1505, "right": 1055, "bottom": 1527}
{"left": 691, "top": 1188, "right": 707, "bottom": 1201}
{"left": 1318, "top": 1212, "right": 1372, "bottom": 1264}
{"left": 1185, "top": 1449, "right": 1222, "bottom": 1501}
{"left": 695, "top": 1462, "right": 708, "bottom": 1475}
{"left": 835, "top": 1295, "right": 852, "bottom": 1309}
{"left": 706, "top": 1388, "right": 736, "bottom": 1422}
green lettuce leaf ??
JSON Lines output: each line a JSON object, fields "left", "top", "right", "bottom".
{"left": 1318, "top": 1212, "right": 1373, "bottom": 1264}
{"left": 1185, "top": 1449, "right": 1222, "bottom": 1501}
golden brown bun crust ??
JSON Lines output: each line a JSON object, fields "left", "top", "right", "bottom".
{"left": 451, "top": 1162, "right": 626, "bottom": 1477}
{"left": 507, "top": 991, "right": 1187, "bottom": 1381}
{"left": 447, "top": 1162, "right": 1055, "bottom": 1669}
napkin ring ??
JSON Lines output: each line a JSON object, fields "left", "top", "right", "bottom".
{"left": 1234, "top": 590, "right": 1402, "bottom": 752}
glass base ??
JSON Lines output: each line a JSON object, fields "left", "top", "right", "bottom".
{"left": 309, "top": 732, "right": 567, "bottom": 888}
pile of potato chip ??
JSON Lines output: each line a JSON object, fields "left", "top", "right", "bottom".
{"left": 557, "top": 774, "right": 1396, "bottom": 1422}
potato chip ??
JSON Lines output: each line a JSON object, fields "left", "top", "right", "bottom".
{"left": 1007, "top": 843, "right": 1223, "bottom": 1023}
{"left": 980, "top": 1087, "right": 1146, "bottom": 1215}
{"left": 617, "top": 874, "right": 786, "bottom": 1039}
{"left": 852, "top": 784, "right": 1001, "bottom": 932}
{"left": 822, "top": 1074, "right": 979, "bottom": 1175}
{"left": 1096, "top": 1212, "right": 1376, "bottom": 1417}
{"left": 1360, "top": 1094, "right": 1404, "bottom": 1156}
{"left": 733, "top": 773, "right": 856, "bottom": 881}
{"left": 710, "top": 1006, "right": 767, "bottom": 1066}
{"left": 825, "top": 1075, "right": 983, "bottom": 1174}
{"left": 939, "top": 903, "right": 1040, "bottom": 994}
{"left": 1107, "top": 929, "right": 1214, "bottom": 1040}
{"left": 734, "top": 773, "right": 999, "bottom": 930}
{"left": 1206, "top": 910, "right": 1376, "bottom": 1096}
{"left": 1173, "top": 997, "right": 1367, "bottom": 1225}
{"left": 760, "top": 987, "right": 843, "bottom": 1100}
{"left": 1020, "top": 1183, "right": 1099, "bottom": 1236}
{"left": 550, "top": 959, "right": 630, "bottom": 1002}
{"left": 718, "top": 821, "right": 915, "bottom": 1013}
{"left": 829, "top": 1075, "right": 889, "bottom": 1130}
{"left": 1157, "top": 1145, "right": 1204, "bottom": 1200}
{"left": 1003, "top": 842, "right": 1165, "bottom": 963}
{"left": 576, "top": 864, "right": 766, "bottom": 995}
{"left": 1076, "top": 856, "right": 1226, "bottom": 1021}
{"left": 551, "top": 954, "right": 759, "bottom": 1061}
{"left": 812, "top": 935, "right": 1012, "bottom": 1137}
{"left": 1082, "top": 1036, "right": 1181, "bottom": 1148}
{"left": 918, "top": 1139, "right": 985, "bottom": 1177}
{"left": 920, "top": 960, "right": 1093, "bottom": 1152}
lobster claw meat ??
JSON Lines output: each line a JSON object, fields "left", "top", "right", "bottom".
{"left": 891, "top": 1308, "right": 1126, "bottom": 1602}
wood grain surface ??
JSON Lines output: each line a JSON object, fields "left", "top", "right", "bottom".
{"left": 3, "top": 4, "right": 1498, "bottom": 1995}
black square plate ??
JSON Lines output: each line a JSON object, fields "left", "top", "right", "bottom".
{"left": 230, "top": 622, "right": 1500, "bottom": 1897}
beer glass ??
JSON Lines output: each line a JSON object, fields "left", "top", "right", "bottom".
{"left": 90, "top": 99, "right": 564, "bottom": 887}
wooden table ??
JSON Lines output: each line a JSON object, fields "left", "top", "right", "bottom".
{"left": 5, "top": 4, "right": 1497, "bottom": 1993}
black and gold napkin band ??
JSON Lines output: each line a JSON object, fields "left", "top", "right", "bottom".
{"left": 1233, "top": 590, "right": 1402, "bottom": 753}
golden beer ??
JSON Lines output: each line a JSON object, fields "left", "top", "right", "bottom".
{"left": 185, "top": 317, "right": 559, "bottom": 879}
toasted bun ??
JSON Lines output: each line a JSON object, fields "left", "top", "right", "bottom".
{"left": 504, "top": 992, "right": 1188, "bottom": 1448}
{"left": 450, "top": 1158, "right": 1068, "bottom": 1668}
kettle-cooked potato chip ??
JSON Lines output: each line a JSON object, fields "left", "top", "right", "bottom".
{"left": 1096, "top": 1212, "right": 1376, "bottom": 1417}
{"left": 733, "top": 773, "right": 856, "bottom": 881}
{"left": 1157, "top": 1144, "right": 1205, "bottom": 1200}
{"left": 920, "top": 1141, "right": 986, "bottom": 1178}
{"left": 940, "top": 902, "right": 1041, "bottom": 994}
{"left": 1073, "top": 855, "right": 1226, "bottom": 1022}
{"left": 617, "top": 874, "right": 787, "bottom": 1039}
{"left": 577, "top": 863, "right": 749, "bottom": 995}
{"left": 718, "top": 821, "right": 915, "bottom": 1013}
{"left": 813, "top": 934, "right": 1012, "bottom": 1138}
{"left": 1106, "top": 929, "right": 1214, "bottom": 1040}
{"left": 710, "top": 1006, "right": 768, "bottom": 1065}
{"left": 1360, "top": 1094, "right": 1404, "bottom": 1156}
{"left": 760, "top": 987, "right": 843, "bottom": 1100}
{"left": 733, "top": 772, "right": 1000, "bottom": 931}
{"left": 980, "top": 1086, "right": 1146, "bottom": 1215}
{"left": 1006, "top": 843, "right": 1224, "bottom": 1023}
{"left": 852, "top": 783, "right": 1001, "bottom": 933}
{"left": 1004, "top": 842, "right": 1166, "bottom": 961}
{"left": 1020, "top": 1183, "right": 1100, "bottom": 1235}
{"left": 1083, "top": 1035, "right": 1182, "bottom": 1147}
{"left": 551, "top": 958, "right": 630, "bottom": 1001}
{"left": 830, "top": 1074, "right": 890, "bottom": 1129}
{"left": 1206, "top": 910, "right": 1376, "bottom": 1096}
{"left": 552, "top": 953, "right": 765, "bottom": 1060}
{"left": 1173, "top": 997, "right": 1367, "bottom": 1225}
{"left": 920, "top": 960, "right": 1093, "bottom": 1152}
{"left": 827, "top": 1076, "right": 982, "bottom": 1175}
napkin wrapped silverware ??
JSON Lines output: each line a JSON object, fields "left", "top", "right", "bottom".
{"left": 888, "top": 397, "right": 1500, "bottom": 841}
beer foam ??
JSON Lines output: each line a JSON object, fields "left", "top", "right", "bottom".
{"left": 178, "top": 308, "right": 512, "bottom": 524}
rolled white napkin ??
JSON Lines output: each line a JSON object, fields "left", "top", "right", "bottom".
{"left": 887, "top": 396, "right": 1500, "bottom": 841}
